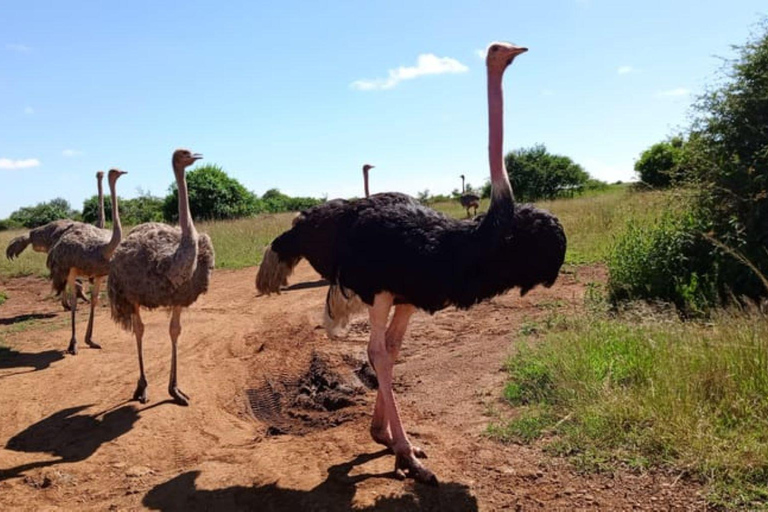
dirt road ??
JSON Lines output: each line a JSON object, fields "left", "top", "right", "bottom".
{"left": 0, "top": 263, "right": 706, "bottom": 510}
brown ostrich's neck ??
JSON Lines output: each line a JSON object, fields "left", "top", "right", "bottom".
{"left": 103, "top": 176, "right": 122, "bottom": 258}
{"left": 174, "top": 162, "right": 197, "bottom": 240}
{"left": 364, "top": 170, "right": 370, "bottom": 198}
{"left": 488, "top": 66, "right": 514, "bottom": 201}
{"left": 97, "top": 175, "right": 105, "bottom": 229}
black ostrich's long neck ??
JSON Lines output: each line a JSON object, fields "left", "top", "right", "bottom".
{"left": 364, "top": 169, "right": 370, "bottom": 198}
{"left": 488, "top": 66, "right": 514, "bottom": 204}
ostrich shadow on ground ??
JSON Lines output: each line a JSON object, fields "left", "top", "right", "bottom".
{"left": 0, "top": 312, "right": 57, "bottom": 326}
{"left": 0, "top": 347, "right": 65, "bottom": 378}
{"left": 0, "top": 403, "right": 140, "bottom": 481}
{"left": 143, "top": 449, "right": 478, "bottom": 512}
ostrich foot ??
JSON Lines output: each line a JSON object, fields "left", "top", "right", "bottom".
{"left": 394, "top": 450, "right": 438, "bottom": 485}
{"left": 133, "top": 377, "right": 148, "bottom": 404}
{"left": 85, "top": 339, "right": 102, "bottom": 349}
{"left": 371, "top": 426, "right": 427, "bottom": 458}
{"left": 67, "top": 338, "right": 78, "bottom": 355}
{"left": 169, "top": 386, "right": 190, "bottom": 406}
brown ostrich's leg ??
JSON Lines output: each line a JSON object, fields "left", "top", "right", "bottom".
{"left": 168, "top": 306, "right": 189, "bottom": 406}
{"left": 84, "top": 276, "right": 102, "bottom": 349}
{"left": 132, "top": 306, "right": 149, "bottom": 403}
{"left": 367, "top": 294, "right": 436, "bottom": 485}
{"left": 66, "top": 270, "right": 79, "bottom": 355}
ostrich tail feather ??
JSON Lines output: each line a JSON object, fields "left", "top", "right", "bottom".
{"left": 255, "top": 245, "right": 300, "bottom": 295}
{"left": 5, "top": 235, "right": 30, "bottom": 260}
{"left": 323, "top": 284, "right": 366, "bottom": 338}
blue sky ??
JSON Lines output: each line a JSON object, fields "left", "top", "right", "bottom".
{"left": 1, "top": 0, "right": 765, "bottom": 217}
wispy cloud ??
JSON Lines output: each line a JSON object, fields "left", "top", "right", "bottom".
{"left": 474, "top": 49, "right": 485, "bottom": 60}
{"left": 62, "top": 149, "right": 82, "bottom": 157}
{"left": 657, "top": 87, "right": 690, "bottom": 98}
{"left": 6, "top": 43, "right": 31, "bottom": 53}
{"left": 351, "top": 53, "right": 469, "bottom": 91}
{"left": 0, "top": 158, "right": 41, "bottom": 170}
{"left": 617, "top": 65, "right": 636, "bottom": 75}
{"left": 24, "top": 106, "right": 34, "bottom": 115}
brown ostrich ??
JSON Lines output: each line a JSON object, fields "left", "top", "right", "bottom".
{"left": 47, "top": 169, "right": 126, "bottom": 354}
{"left": 5, "top": 171, "right": 110, "bottom": 310}
{"left": 108, "top": 149, "right": 215, "bottom": 406}
{"left": 459, "top": 174, "right": 480, "bottom": 217}
{"left": 362, "top": 164, "right": 375, "bottom": 198}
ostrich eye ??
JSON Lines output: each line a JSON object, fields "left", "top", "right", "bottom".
{"left": 490, "top": 45, "right": 499, "bottom": 52}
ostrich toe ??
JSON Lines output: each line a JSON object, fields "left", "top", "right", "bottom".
{"left": 169, "top": 386, "right": 190, "bottom": 406}
{"left": 67, "top": 338, "right": 78, "bottom": 355}
{"left": 85, "top": 339, "right": 102, "bottom": 349}
{"left": 133, "top": 377, "right": 148, "bottom": 403}
{"left": 395, "top": 451, "right": 438, "bottom": 485}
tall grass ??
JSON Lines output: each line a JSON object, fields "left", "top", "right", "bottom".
{"left": 491, "top": 309, "right": 768, "bottom": 507}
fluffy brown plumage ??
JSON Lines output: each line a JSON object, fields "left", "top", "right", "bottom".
{"left": 47, "top": 169, "right": 126, "bottom": 354}
{"left": 108, "top": 149, "right": 214, "bottom": 406}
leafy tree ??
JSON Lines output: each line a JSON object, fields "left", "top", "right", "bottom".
{"left": 504, "top": 144, "right": 591, "bottom": 201}
{"left": 9, "top": 198, "right": 76, "bottom": 228}
{"left": 83, "top": 192, "right": 165, "bottom": 226}
{"left": 163, "top": 164, "right": 261, "bottom": 221}
{"left": 634, "top": 137, "right": 685, "bottom": 188}
{"left": 260, "top": 188, "right": 322, "bottom": 213}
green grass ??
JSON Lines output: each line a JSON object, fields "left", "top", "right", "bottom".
{"left": 0, "top": 290, "right": 7, "bottom": 306}
{"left": 490, "top": 309, "right": 768, "bottom": 508}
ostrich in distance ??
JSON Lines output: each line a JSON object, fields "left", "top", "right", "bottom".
{"left": 459, "top": 174, "right": 480, "bottom": 217}
{"left": 108, "top": 149, "right": 214, "bottom": 406}
{"left": 47, "top": 169, "right": 127, "bottom": 355}
{"left": 256, "top": 42, "right": 566, "bottom": 483}
{"left": 362, "top": 164, "right": 375, "bottom": 198}
{"left": 4, "top": 170, "right": 109, "bottom": 309}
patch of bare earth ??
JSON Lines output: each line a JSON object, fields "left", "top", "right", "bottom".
{"left": 0, "top": 263, "right": 707, "bottom": 510}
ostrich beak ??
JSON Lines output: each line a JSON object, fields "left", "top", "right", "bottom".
{"left": 192, "top": 153, "right": 203, "bottom": 161}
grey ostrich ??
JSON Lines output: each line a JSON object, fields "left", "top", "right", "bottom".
{"left": 108, "top": 149, "right": 215, "bottom": 406}
{"left": 47, "top": 169, "right": 127, "bottom": 354}
{"left": 5, "top": 171, "right": 110, "bottom": 309}
{"left": 362, "top": 164, "right": 375, "bottom": 198}
{"left": 256, "top": 42, "right": 565, "bottom": 483}
{"left": 459, "top": 174, "right": 480, "bottom": 218}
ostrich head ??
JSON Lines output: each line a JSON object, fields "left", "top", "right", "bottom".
{"left": 362, "top": 164, "right": 375, "bottom": 173}
{"left": 486, "top": 42, "right": 528, "bottom": 73}
{"left": 107, "top": 169, "right": 128, "bottom": 182}
{"left": 172, "top": 149, "right": 203, "bottom": 171}
{"left": 96, "top": 171, "right": 104, "bottom": 180}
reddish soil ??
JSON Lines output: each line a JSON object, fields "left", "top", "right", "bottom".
{"left": 0, "top": 263, "right": 708, "bottom": 510}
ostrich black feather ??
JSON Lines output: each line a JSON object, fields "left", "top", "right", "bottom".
{"left": 258, "top": 191, "right": 566, "bottom": 313}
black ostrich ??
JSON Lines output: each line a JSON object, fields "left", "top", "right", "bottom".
{"left": 459, "top": 174, "right": 480, "bottom": 217}
{"left": 256, "top": 42, "right": 566, "bottom": 484}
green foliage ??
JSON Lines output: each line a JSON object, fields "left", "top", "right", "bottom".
{"left": 491, "top": 312, "right": 768, "bottom": 507}
{"left": 505, "top": 144, "right": 593, "bottom": 201}
{"left": 0, "top": 290, "right": 7, "bottom": 306}
{"left": 634, "top": 136, "right": 686, "bottom": 188}
{"left": 83, "top": 191, "right": 165, "bottom": 226}
{"left": 163, "top": 164, "right": 262, "bottom": 221}
{"left": 261, "top": 188, "right": 322, "bottom": 213}
{"left": 610, "top": 23, "right": 768, "bottom": 308}
{"left": 8, "top": 198, "right": 76, "bottom": 228}
{"left": 0, "top": 218, "right": 22, "bottom": 232}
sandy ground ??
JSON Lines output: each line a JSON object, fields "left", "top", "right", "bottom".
{"left": 0, "top": 262, "right": 708, "bottom": 511}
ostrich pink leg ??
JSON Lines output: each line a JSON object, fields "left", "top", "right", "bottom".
{"left": 84, "top": 276, "right": 103, "bottom": 349}
{"left": 132, "top": 306, "right": 149, "bottom": 403}
{"left": 367, "top": 294, "right": 436, "bottom": 485}
{"left": 168, "top": 306, "right": 190, "bottom": 405}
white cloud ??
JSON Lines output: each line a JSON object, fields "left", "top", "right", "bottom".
{"left": 0, "top": 158, "right": 41, "bottom": 170}
{"left": 6, "top": 43, "right": 31, "bottom": 53}
{"left": 474, "top": 49, "right": 485, "bottom": 60}
{"left": 657, "top": 87, "right": 690, "bottom": 98}
{"left": 351, "top": 53, "right": 469, "bottom": 91}
{"left": 617, "top": 65, "right": 635, "bottom": 75}
{"left": 24, "top": 106, "right": 34, "bottom": 115}
{"left": 62, "top": 149, "right": 82, "bottom": 157}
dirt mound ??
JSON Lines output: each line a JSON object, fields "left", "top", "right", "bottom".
{"left": 246, "top": 353, "right": 372, "bottom": 436}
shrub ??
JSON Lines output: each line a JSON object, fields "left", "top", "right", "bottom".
{"left": 505, "top": 144, "right": 591, "bottom": 201}
{"left": 9, "top": 198, "right": 76, "bottom": 228}
{"left": 163, "top": 164, "right": 261, "bottom": 221}
{"left": 261, "top": 188, "right": 322, "bottom": 213}
{"left": 83, "top": 192, "right": 165, "bottom": 226}
{"left": 634, "top": 137, "right": 685, "bottom": 188}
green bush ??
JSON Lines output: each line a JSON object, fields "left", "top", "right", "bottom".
{"left": 634, "top": 137, "right": 686, "bottom": 188}
{"left": 83, "top": 192, "right": 165, "bottom": 226}
{"left": 9, "top": 198, "right": 76, "bottom": 228}
{"left": 261, "top": 188, "right": 323, "bottom": 213}
{"left": 0, "top": 218, "right": 22, "bottom": 232}
{"left": 505, "top": 144, "right": 592, "bottom": 201}
{"left": 163, "top": 164, "right": 262, "bottom": 221}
